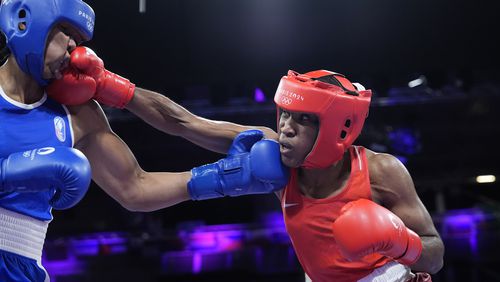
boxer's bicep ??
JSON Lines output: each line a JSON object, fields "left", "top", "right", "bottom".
{"left": 370, "top": 154, "right": 437, "bottom": 237}
{"left": 81, "top": 129, "right": 140, "bottom": 199}
{"left": 370, "top": 153, "right": 445, "bottom": 273}
{"left": 72, "top": 101, "right": 190, "bottom": 211}
{"left": 81, "top": 128, "right": 191, "bottom": 211}
{"left": 71, "top": 102, "right": 143, "bottom": 203}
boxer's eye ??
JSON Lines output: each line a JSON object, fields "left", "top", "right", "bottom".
{"left": 297, "top": 114, "right": 318, "bottom": 125}
{"left": 59, "top": 25, "right": 70, "bottom": 37}
{"left": 299, "top": 114, "right": 311, "bottom": 122}
{"left": 58, "top": 23, "right": 82, "bottom": 44}
{"left": 280, "top": 109, "right": 290, "bottom": 119}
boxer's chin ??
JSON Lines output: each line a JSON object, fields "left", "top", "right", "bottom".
{"left": 280, "top": 155, "right": 301, "bottom": 168}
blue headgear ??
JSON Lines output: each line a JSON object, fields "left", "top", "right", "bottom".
{"left": 0, "top": 0, "right": 95, "bottom": 86}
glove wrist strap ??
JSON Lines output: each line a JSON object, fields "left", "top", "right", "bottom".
{"left": 95, "top": 71, "right": 135, "bottom": 108}
{"left": 395, "top": 228, "right": 423, "bottom": 265}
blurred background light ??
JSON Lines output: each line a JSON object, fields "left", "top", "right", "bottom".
{"left": 476, "top": 175, "right": 496, "bottom": 184}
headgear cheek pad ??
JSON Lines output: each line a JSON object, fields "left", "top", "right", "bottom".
{"left": 274, "top": 70, "right": 372, "bottom": 169}
{"left": 0, "top": 0, "right": 95, "bottom": 86}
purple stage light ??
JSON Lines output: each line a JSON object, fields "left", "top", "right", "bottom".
{"left": 42, "top": 254, "right": 86, "bottom": 279}
{"left": 161, "top": 249, "right": 238, "bottom": 274}
{"left": 388, "top": 127, "right": 421, "bottom": 155}
{"left": 254, "top": 87, "right": 266, "bottom": 103}
{"left": 260, "top": 211, "right": 285, "bottom": 228}
{"left": 258, "top": 212, "right": 290, "bottom": 244}
{"left": 178, "top": 223, "right": 246, "bottom": 252}
{"left": 42, "top": 232, "right": 129, "bottom": 280}
{"left": 70, "top": 232, "right": 128, "bottom": 256}
{"left": 394, "top": 155, "right": 408, "bottom": 165}
{"left": 193, "top": 251, "right": 202, "bottom": 273}
{"left": 442, "top": 208, "right": 486, "bottom": 255}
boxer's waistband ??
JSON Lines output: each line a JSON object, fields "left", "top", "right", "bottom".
{"left": 0, "top": 207, "right": 49, "bottom": 261}
{"left": 358, "top": 261, "right": 411, "bottom": 282}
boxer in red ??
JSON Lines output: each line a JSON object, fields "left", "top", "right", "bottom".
{"left": 272, "top": 70, "right": 443, "bottom": 281}
{"left": 48, "top": 48, "right": 444, "bottom": 281}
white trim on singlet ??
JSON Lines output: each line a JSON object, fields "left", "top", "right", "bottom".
{"left": 0, "top": 58, "right": 8, "bottom": 68}
{"left": 0, "top": 85, "right": 47, "bottom": 109}
{"left": 0, "top": 207, "right": 49, "bottom": 262}
{"left": 61, "top": 103, "right": 75, "bottom": 148}
{"left": 353, "top": 146, "right": 363, "bottom": 171}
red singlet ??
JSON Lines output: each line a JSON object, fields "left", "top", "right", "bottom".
{"left": 281, "top": 146, "right": 393, "bottom": 282}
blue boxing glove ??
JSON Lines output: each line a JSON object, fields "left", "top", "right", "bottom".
{"left": 0, "top": 147, "right": 92, "bottom": 210}
{"left": 188, "top": 130, "right": 290, "bottom": 200}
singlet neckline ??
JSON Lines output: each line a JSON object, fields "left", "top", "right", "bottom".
{"left": 0, "top": 85, "right": 47, "bottom": 110}
{"left": 294, "top": 146, "right": 364, "bottom": 204}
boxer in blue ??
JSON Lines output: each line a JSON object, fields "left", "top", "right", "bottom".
{"left": 0, "top": 0, "right": 288, "bottom": 280}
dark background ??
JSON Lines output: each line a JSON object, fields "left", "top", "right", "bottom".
{"left": 45, "top": 0, "right": 500, "bottom": 281}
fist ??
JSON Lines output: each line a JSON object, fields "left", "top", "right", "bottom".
{"left": 332, "top": 199, "right": 422, "bottom": 265}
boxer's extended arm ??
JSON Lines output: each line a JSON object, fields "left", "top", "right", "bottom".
{"left": 70, "top": 100, "right": 191, "bottom": 212}
{"left": 48, "top": 47, "right": 277, "bottom": 153}
{"left": 126, "top": 87, "right": 278, "bottom": 154}
{"left": 368, "top": 151, "right": 444, "bottom": 274}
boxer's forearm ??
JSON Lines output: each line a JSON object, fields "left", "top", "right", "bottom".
{"left": 127, "top": 88, "right": 276, "bottom": 153}
{"left": 409, "top": 235, "right": 444, "bottom": 274}
{"left": 127, "top": 87, "right": 197, "bottom": 137}
{"left": 117, "top": 171, "right": 192, "bottom": 212}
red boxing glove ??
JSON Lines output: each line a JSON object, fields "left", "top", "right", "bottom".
{"left": 332, "top": 199, "right": 422, "bottom": 265}
{"left": 47, "top": 47, "right": 135, "bottom": 108}
{"left": 46, "top": 66, "right": 97, "bottom": 105}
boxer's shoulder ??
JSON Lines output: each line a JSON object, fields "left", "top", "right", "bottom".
{"left": 366, "top": 150, "right": 404, "bottom": 177}
{"left": 366, "top": 150, "right": 414, "bottom": 205}
{"left": 67, "top": 100, "right": 111, "bottom": 145}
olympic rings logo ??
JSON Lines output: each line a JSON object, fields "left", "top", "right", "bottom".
{"left": 280, "top": 96, "right": 293, "bottom": 105}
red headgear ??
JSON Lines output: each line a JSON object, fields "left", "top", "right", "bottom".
{"left": 274, "top": 70, "right": 372, "bottom": 168}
